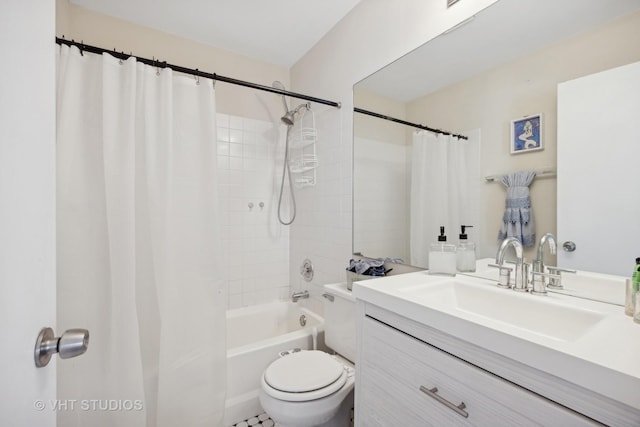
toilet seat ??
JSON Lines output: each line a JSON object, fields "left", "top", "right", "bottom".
{"left": 262, "top": 350, "right": 348, "bottom": 402}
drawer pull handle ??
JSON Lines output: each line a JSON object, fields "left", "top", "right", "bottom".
{"left": 419, "top": 385, "right": 469, "bottom": 418}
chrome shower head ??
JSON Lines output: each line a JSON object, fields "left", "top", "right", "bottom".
{"left": 281, "top": 111, "right": 295, "bottom": 126}
{"left": 281, "top": 103, "right": 309, "bottom": 126}
{"left": 272, "top": 81, "right": 308, "bottom": 126}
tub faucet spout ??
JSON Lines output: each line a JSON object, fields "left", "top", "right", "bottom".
{"left": 291, "top": 290, "right": 309, "bottom": 302}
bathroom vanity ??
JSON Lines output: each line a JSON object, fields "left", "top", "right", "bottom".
{"left": 352, "top": 270, "right": 640, "bottom": 426}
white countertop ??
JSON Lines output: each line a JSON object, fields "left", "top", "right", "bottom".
{"left": 352, "top": 262, "right": 640, "bottom": 411}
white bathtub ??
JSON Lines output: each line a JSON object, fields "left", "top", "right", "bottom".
{"left": 224, "top": 301, "right": 325, "bottom": 426}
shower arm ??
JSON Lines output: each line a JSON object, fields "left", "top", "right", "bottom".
{"left": 289, "top": 102, "right": 310, "bottom": 116}
{"left": 289, "top": 102, "right": 311, "bottom": 116}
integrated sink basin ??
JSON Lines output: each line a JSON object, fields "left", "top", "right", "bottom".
{"left": 352, "top": 267, "right": 640, "bottom": 415}
{"left": 398, "top": 277, "right": 605, "bottom": 342}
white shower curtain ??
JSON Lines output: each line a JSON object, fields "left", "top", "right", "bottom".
{"left": 410, "top": 130, "right": 480, "bottom": 267}
{"left": 56, "top": 45, "right": 226, "bottom": 427}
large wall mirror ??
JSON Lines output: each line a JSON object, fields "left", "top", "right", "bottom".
{"left": 353, "top": 0, "right": 640, "bottom": 283}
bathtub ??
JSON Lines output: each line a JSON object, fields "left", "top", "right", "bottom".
{"left": 224, "top": 300, "right": 325, "bottom": 426}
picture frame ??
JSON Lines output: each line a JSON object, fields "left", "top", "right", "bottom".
{"left": 510, "top": 113, "right": 543, "bottom": 154}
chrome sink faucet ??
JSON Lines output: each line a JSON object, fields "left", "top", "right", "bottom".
{"left": 530, "top": 233, "right": 557, "bottom": 295}
{"left": 495, "top": 237, "right": 527, "bottom": 291}
{"left": 533, "top": 233, "right": 557, "bottom": 274}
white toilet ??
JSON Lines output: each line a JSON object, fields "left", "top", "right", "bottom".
{"left": 259, "top": 283, "right": 356, "bottom": 427}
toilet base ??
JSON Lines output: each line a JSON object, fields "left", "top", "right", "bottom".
{"left": 317, "top": 389, "right": 353, "bottom": 427}
{"left": 274, "top": 389, "right": 353, "bottom": 427}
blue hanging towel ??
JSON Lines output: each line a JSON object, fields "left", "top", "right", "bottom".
{"left": 497, "top": 171, "right": 536, "bottom": 247}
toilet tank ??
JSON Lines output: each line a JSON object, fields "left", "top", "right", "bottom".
{"left": 322, "top": 283, "right": 356, "bottom": 363}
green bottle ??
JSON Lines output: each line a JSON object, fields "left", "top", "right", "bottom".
{"left": 633, "top": 257, "right": 640, "bottom": 293}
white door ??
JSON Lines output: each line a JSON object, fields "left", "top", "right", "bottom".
{"left": 557, "top": 61, "right": 640, "bottom": 276}
{"left": 0, "top": 1, "right": 57, "bottom": 426}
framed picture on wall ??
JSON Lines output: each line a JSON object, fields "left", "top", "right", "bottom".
{"left": 510, "top": 113, "right": 543, "bottom": 154}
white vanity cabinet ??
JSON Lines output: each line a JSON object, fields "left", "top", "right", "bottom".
{"left": 356, "top": 317, "right": 598, "bottom": 426}
{"left": 357, "top": 314, "right": 597, "bottom": 426}
{"left": 355, "top": 301, "right": 640, "bottom": 426}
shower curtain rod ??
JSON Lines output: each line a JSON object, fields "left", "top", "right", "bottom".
{"left": 354, "top": 107, "right": 468, "bottom": 140}
{"left": 55, "top": 37, "right": 342, "bottom": 109}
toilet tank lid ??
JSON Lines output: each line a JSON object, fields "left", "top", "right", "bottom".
{"left": 323, "top": 283, "right": 355, "bottom": 302}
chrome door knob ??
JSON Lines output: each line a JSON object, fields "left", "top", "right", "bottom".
{"left": 35, "top": 327, "right": 89, "bottom": 368}
{"left": 562, "top": 241, "right": 576, "bottom": 252}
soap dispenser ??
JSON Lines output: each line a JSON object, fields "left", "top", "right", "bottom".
{"left": 456, "top": 225, "right": 476, "bottom": 272}
{"left": 428, "top": 226, "right": 457, "bottom": 275}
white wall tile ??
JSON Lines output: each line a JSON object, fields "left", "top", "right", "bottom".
{"left": 217, "top": 113, "right": 291, "bottom": 309}
{"left": 229, "top": 142, "right": 242, "bottom": 157}
{"left": 229, "top": 129, "right": 243, "bottom": 143}
{"left": 217, "top": 114, "right": 229, "bottom": 128}
{"left": 229, "top": 157, "right": 243, "bottom": 171}
{"left": 218, "top": 127, "right": 230, "bottom": 142}
{"left": 217, "top": 156, "right": 229, "bottom": 170}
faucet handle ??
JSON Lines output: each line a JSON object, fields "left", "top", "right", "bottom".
{"left": 488, "top": 264, "right": 513, "bottom": 289}
{"left": 546, "top": 266, "right": 576, "bottom": 274}
{"left": 530, "top": 271, "right": 561, "bottom": 295}
{"left": 545, "top": 266, "right": 576, "bottom": 289}
{"left": 488, "top": 263, "right": 513, "bottom": 270}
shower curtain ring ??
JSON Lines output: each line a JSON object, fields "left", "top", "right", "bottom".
{"left": 195, "top": 69, "right": 200, "bottom": 85}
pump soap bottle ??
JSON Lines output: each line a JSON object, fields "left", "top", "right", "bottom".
{"left": 632, "top": 257, "right": 640, "bottom": 322}
{"left": 428, "top": 226, "right": 457, "bottom": 276}
{"left": 457, "top": 225, "right": 476, "bottom": 272}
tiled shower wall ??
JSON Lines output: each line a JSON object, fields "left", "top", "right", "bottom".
{"left": 288, "top": 107, "right": 353, "bottom": 314}
{"left": 216, "top": 113, "right": 291, "bottom": 309}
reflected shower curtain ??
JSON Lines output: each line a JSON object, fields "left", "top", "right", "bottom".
{"left": 410, "top": 130, "right": 480, "bottom": 267}
{"left": 56, "top": 45, "right": 226, "bottom": 427}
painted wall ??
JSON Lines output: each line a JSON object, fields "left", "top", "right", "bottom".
{"left": 353, "top": 88, "right": 407, "bottom": 146}
{"left": 55, "top": 0, "right": 289, "bottom": 122}
{"left": 290, "top": 0, "right": 499, "bottom": 312}
{"left": 0, "top": 1, "right": 56, "bottom": 426}
{"left": 408, "top": 9, "right": 640, "bottom": 262}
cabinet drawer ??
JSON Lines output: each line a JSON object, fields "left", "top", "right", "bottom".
{"left": 357, "top": 316, "right": 599, "bottom": 426}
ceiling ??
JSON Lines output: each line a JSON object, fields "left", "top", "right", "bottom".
{"left": 70, "top": 0, "right": 362, "bottom": 67}
{"left": 357, "top": 0, "right": 640, "bottom": 102}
